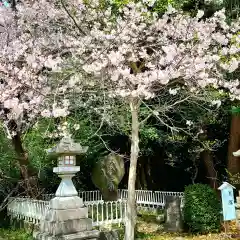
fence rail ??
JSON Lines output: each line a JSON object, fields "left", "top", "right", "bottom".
{"left": 118, "top": 190, "right": 184, "bottom": 207}
{"left": 8, "top": 189, "right": 184, "bottom": 228}
{"left": 42, "top": 189, "right": 184, "bottom": 207}
{"left": 85, "top": 200, "right": 127, "bottom": 227}
{"left": 8, "top": 198, "right": 49, "bottom": 224}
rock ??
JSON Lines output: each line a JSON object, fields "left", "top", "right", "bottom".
{"left": 164, "top": 195, "right": 184, "bottom": 233}
{"left": 92, "top": 153, "right": 125, "bottom": 201}
{"left": 156, "top": 214, "right": 164, "bottom": 223}
{"left": 99, "top": 230, "right": 120, "bottom": 240}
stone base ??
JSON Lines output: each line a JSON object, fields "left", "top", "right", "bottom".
{"left": 44, "top": 207, "right": 88, "bottom": 222}
{"left": 35, "top": 195, "right": 100, "bottom": 239}
{"left": 41, "top": 218, "right": 93, "bottom": 236}
{"left": 33, "top": 229, "right": 100, "bottom": 240}
{"left": 49, "top": 196, "right": 84, "bottom": 210}
{"left": 39, "top": 196, "right": 92, "bottom": 236}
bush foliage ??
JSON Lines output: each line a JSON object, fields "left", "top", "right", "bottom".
{"left": 183, "top": 184, "right": 221, "bottom": 233}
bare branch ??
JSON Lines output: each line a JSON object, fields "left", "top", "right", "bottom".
{"left": 60, "top": 0, "right": 86, "bottom": 36}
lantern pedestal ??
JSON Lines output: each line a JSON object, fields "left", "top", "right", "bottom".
{"left": 34, "top": 193, "right": 99, "bottom": 239}
{"left": 34, "top": 136, "right": 99, "bottom": 240}
{"left": 34, "top": 182, "right": 99, "bottom": 239}
{"left": 53, "top": 166, "right": 80, "bottom": 197}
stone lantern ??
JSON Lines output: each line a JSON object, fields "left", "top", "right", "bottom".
{"left": 34, "top": 135, "right": 99, "bottom": 240}
{"left": 49, "top": 135, "right": 88, "bottom": 197}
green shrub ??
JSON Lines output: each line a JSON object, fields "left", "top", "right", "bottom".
{"left": 0, "top": 228, "right": 33, "bottom": 240}
{"left": 183, "top": 184, "right": 221, "bottom": 233}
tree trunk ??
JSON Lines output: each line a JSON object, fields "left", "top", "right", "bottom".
{"left": 12, "top": 132, "right": 39, "bottom": 198}
{"left": 227, "top": 114, "right": 240, "bottom": 175}
{"left": 136, "top": 160, "right": 141, "bottom": 189}
{"left": 125, "top": 99, "right": 139, "bottom": 240}
{"left": 136, "top": 157, "right": 147, "bottom": 189}
{"left": 12, "top": 132, "right": 29, "bottom": 174}
{"left": 202, "top": 150, "right": 218, "bottom": 189}
{"left": 140, "top": 159, "right": 147, "bottom": 189}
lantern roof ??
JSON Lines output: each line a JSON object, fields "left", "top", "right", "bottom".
{"left": 47, "top": 135, "right": 88, "bottom": 156}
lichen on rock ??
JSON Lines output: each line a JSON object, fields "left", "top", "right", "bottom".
{"left": 92, "top": 153, "right": 125, "bottom": 201}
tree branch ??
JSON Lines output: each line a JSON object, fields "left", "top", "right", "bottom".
{"left": 60, "top": 0, "right": 86, "bottom": 36}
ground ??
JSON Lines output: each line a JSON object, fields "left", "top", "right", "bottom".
{"left": 140, "top": 233, "right": 229, "bottom": 239}
{"left": 135, "top": 211, "right": 238, "bottom": 239}
{"left": 0, "top": 214, "right": 238, "bottom": 239}
{"left": 0, "top": 228, "right": 236, "bottom": 240}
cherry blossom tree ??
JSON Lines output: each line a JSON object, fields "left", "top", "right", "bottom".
{"left": 0, "top": 5, "right": 49, "bottom": 195}
{"left": 0, "top": 0, "right": 240, "bottom": 238}
{"left": 0, "top": 0, "right": 97, "bottom": 195}
{"left": 78, "top": 5, "right": 239, "bottom": 239}
{"left": 0, "top": 0, "right": 76, "bottom": 195}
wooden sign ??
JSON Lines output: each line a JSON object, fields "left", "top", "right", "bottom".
{"left": 218, "top": 182, "right": 236, "bottom": 221}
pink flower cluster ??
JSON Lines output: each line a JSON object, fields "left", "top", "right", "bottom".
{"left": 0, "top": 0, "right": 239, "bottom": 136}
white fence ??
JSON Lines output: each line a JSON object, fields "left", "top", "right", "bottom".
{"left": 42, "top": 189, "right": 184, "bottom": 208}
{"left": 8, "top": 190, "right": 184, "bottom": 228}
{"left": 118, "top": 189, "right": 184, "bottom": 207}
{"left": 8, "top": 198, "right": 49, "bottom": 225}
{"left": 85, "top": 200, "right": 127, "bottom": 227}
{"left": 8, "top": 197, "right": 127, "bottom": 227}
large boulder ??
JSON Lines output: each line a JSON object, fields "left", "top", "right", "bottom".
{"left": 92, "top": 153, "right": 125, "bottom": 201}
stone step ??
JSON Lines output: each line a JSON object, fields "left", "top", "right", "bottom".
{"left": 62, "top": 230, "right": 100, "bottom": 240}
